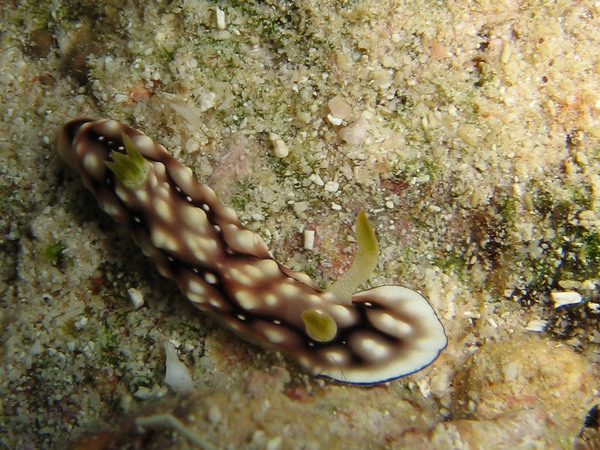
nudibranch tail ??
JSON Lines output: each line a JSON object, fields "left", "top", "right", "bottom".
{"left": 58, "top": 118, "right": 447, "bottom": 385}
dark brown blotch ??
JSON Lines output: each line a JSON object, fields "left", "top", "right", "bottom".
{"left": 25, "top": 28, "right": 55, "bottom": 59}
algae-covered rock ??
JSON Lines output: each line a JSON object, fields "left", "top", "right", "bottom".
{"left": 453, "top": 337, "right": 597, "bottom": 438}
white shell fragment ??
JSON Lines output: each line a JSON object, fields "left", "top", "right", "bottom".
{"left": 164, "top": 341, "right": 194, "bottom": 395}
{"left": 525, "top": 319, "right": 548, "bottom": 332}
{"left": 199, "top": 92, "right": 217, "bottom": 112}
{"left": 303, "top": 229, "right": 315, "bottom": 250}
{"left": 170, "top": 102, "right": 202, "bottom": 129}
{"left": 127, "top": 287, "right": 145, "bottom": 309}
{"left": 215, "top": 7, "right": 226, "bottom": 30}
{"left": 551, "top": 291, "right": 583, "bottom": 309}
{"left": 58, "top": 118, "right": 447, "bottom": 385}
{"left": 327, "top": 114, "right": 344, "bottom": 126}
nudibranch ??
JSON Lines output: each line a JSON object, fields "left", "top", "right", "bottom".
{"left": 57, "top": 118, "right": 447, "bottom": 385}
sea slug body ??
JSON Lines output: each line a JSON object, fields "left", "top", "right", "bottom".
{"left": 57, "top": 118, "right": 447, "bottom": 385}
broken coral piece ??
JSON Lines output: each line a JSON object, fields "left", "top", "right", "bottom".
{"left": 57, "top": 118, "right": 447, "bottom": 384}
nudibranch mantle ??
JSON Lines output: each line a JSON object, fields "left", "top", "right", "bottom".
{"left": 57, "top": 118, "right": 447, "bottom": 385}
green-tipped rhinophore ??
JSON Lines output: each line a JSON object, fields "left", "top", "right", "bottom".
{"left": 301, "top": 309, "right": 338, "bottom": 342}
{"left": 326, "top": 209, "right": 379, "bottom": 304}
{"left": 105, "top": 133, "right": 150, "bottom": 189}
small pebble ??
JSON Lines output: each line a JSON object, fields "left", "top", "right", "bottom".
{"left": 208, "top": 404, "right": 222, "bottom": 424}
{"left": 266, "top": 436, "right": 283, "bottom": 450}
{"left": 328, "top": 96, "right": 351, "bottom": 119}
{"left": 324, "top": 181, "right": 339, "bottom": 192}
{"left": 269, "top": 133, "right": 289, "bottom": 158}
{"left": 309, "top": 173, "right": 324, "bottom": 186}
{"left": 73, "top": 316, "right": 88, "bottom": 330}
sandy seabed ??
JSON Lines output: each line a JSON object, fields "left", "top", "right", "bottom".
{"left": 1, "top": 1, "right": 599, "bottom": 448}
